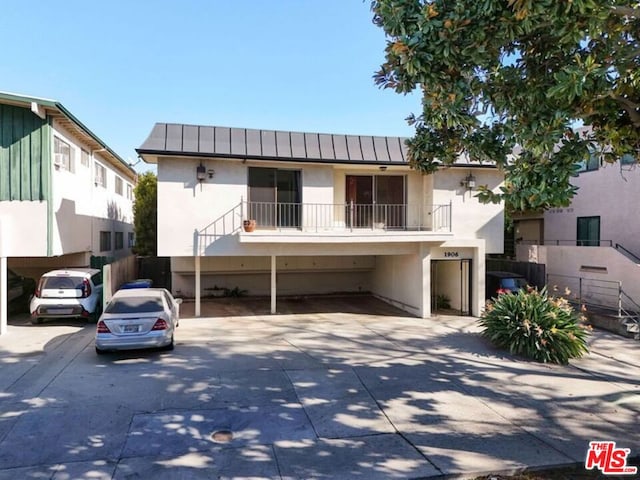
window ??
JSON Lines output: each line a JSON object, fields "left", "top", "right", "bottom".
{"left": 81, "top": 149, "right": 90, "bottom": 167}
{"left": 248, "top": 167, "right": 302, "bottom": 228}
{"left": 577, "top": 216, "right": 600, "bottom": 246}
{"left": 115, "top": 176, "right": 123, "bottom": 195}
{"left": 126, "top": 184, "right": 133, "bottom": 200}
{"left": 54, "top": 136, "right": 74, "bottom": 172}
{"left": 128, "top": 232, "right": 135, "bottom": 248}
{"left": 576, "top": 152, "right": 599, "bottom": 173}
{"left": 95, "top": 163, "right": 107, "bottom": 188}
{"left": 115, "top": 231, "right": 124, "bottom": 250}
{"left": 99, "top": 231, "right": 111, "bottom": 251}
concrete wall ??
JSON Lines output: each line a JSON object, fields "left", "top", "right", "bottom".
{"left": 371, "top": 249, "right": 427, "bottom": 317}
{"left": 517, "top": 244, "right": 640, "bottom": 307}
{"left": 544, "top": 163, "right": 640, "bottom": 255}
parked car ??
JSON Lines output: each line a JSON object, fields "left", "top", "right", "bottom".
{"left": 486, "top": 271, "right": 529, "bottom": 298}
{"left": 30, "top": 268, "right": 103, "bottom": 324}
{"left": 95, "top": 288, "right": 182, "bottom": 354}
{"left": 119, "top": 279, "right": 153, "bottom": 290}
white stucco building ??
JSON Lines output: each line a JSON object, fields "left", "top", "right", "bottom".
{"left": 0, "top": 92, "right": 137, "bottom": 332}
{"left": 137, "top": 123, "right": 505, "bottom": 318}
{"left": 515, "top": 154, "right": 640, "bottom": 312}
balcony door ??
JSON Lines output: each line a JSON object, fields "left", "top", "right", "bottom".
{"left": 346, "top": 175, "right": 405, "bottom": 228}
{"left": 248, "top": 167, "right": 301, "bottom": 228}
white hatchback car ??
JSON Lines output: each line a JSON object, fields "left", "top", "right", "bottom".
{"left": 95, "top": 288, "right": 181, "bottom": 354}
{"left": 30, "top": 268, "right": 104, "bottom": 324}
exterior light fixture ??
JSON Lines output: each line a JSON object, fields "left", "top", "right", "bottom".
{"left": 207, "top": 168, "right": 215, "bottom": 179}
{"left": 461, "top": 173, "right": 476, "bottom": 190}
{"left": 379, "top": 166, "right": 388, "bottom": 171}
{"left": 196, "top": 163, "right": 206, "bottom": 182}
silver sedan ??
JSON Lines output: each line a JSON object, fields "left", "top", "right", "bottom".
{"left": 95, "top": 288, "right": 182, "bottom": 354}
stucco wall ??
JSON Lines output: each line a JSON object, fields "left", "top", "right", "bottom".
{"left": 544, "top": 163, "right": 640, "bottom": 256}
{"left": 51, "top": 122, "right": 134, "bottom": 259}
{"left": 432, "top": 168, "right": 504, "bottom": 254}
{"left": 0, "top": 201, "right": 48, "bottom": 256}
{"left": 371, "top": 249, "right": 427, "bottom": 317}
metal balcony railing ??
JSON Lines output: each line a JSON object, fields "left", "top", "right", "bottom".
{"left": 241, "top": 201, "right": 452, "bottom": 232}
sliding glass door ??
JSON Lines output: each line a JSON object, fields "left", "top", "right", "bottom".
{"left": 248, "top": 167, "right": 301, "bottom": 228}
{"left": 346, "top": 175, "right": 405, "bottom": 228}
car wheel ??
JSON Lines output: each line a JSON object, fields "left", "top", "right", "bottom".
{"left": 31, "top": 317, "right": 42, "bottom": 325}
{"left": 162, "top": 336, "right": 175, "bottom": 351}
{"left": 95, "top": 346, "right": 107, "bottom": 355}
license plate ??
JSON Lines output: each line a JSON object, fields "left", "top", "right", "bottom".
{"left": 123, "top": 325, "right": 139, "bottom": 333}
{"left": 49, "top": 308, "right": 73, "bottom": 314}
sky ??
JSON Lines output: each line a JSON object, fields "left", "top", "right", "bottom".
{"left": 0, "top": 1, "right": 420, "bottom": 173}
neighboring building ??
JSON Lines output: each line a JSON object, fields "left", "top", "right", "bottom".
{"left": 137, "top": 123, "right": 505, "bottom": 318}
{"left": 514, "top": 153, "right": 640, "bottom": 311}
{"left": 0, "top": 92, "right": 137, "bottom": 331}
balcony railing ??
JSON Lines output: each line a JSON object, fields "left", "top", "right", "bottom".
{"left": 241, "top": 201, "right": 452, "bottom": 232}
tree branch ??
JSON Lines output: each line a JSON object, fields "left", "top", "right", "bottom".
{"left": 610, "top": 5, "right": 640, "bottom": 19}
{"left": 613, "top": 94, "right": 640, "bottom": 127}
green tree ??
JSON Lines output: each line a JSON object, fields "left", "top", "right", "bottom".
{"left": 371, "top": 0, "right": 639, "bottom": 212}
{"left": 132, "top": 171, "right": 157, "bottom": 256}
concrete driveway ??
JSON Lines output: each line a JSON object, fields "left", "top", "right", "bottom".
{"left": 0, "top": 296, "right": 638, "bottom": 479}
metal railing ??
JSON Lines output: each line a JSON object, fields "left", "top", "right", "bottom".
{"left": 615, "top": 243, "right": 640, "bottom": 264}
{"left": 519, "top": 239, "right": 614, "bottom": 247}
{"left": 241, "top": 200, "right": 452, "bottom": 232}
{"left": 546, "top": 273, "right": 640, "bottom": 318}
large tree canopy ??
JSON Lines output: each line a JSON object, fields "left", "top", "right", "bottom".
{"left": 372, "top": 0, "right": 639, "bottom": 212}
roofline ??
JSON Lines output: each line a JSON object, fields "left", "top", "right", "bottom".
{"left": 136, "top": 148, "right": 498, "bottom": 169}
{"left": 0, "top": 91, "right": 136, "bottom": 179}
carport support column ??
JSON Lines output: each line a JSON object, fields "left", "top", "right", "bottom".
{"left": 270, "top": 255, "right": 276, "bottom": 314}
{"left": 0, "top": 256, "right": 7, "bottom": 336}
{"left": 195, "top": 256, "right": 201, "bottom": 317}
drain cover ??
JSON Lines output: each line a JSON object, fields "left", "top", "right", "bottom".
{"left": 211, "top": 430, "right": 233, "bottom": 443}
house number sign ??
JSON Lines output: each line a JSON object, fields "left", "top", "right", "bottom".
{"left": 444, "top": 251, "right": 459, "bottom": 258}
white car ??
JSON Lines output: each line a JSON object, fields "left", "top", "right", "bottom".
{"left": 95, "top": 288, "right": 181, "bottom": 354}
{"left": 30, "top": 268, "right": 104, "bottom": 324}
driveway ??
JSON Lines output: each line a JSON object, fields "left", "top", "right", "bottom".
{"left": 0, "top": 296, "right": 638, "bottom": 479}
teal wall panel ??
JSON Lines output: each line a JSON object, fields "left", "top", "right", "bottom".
{"left": 0, "top": 103, "right": 50, "bottom": 201}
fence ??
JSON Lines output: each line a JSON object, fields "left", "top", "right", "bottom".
{"left": 103, "top": 255, "right": 137, "bottom": 306}
{"left": 486, "top": 258, "right": 546, "bottom": 289}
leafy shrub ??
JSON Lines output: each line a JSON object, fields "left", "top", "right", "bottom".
{"left": 479, "top": 287, "right": 590, "bottom": 364}
{"left": 435, "top": 294, "right": 451, "bottom": 309}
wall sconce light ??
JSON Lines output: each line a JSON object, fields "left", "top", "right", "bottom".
{"left": 196, "top": 163, "right": 206, "bottom": 182}
{"left": 461, "top": 173, "right": 476, "bottom": 190}
{"left": 207, "top": 169, "right": 215, "bottom": 179}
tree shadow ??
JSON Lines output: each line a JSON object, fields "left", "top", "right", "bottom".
{"left": 0, "top": 315, "right": 637, "bottom": 479}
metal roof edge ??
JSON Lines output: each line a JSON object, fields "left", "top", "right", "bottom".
{"left": 0, "top": 91, "right": 136, "bottom": 180}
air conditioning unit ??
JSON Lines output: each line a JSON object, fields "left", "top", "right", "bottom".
{"left": 53, "top": 153, "right": 65, "bottom": 168}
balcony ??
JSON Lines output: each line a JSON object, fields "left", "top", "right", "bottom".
{"left": 242, "top": 201, "right": 452, "bottom": 233}
{"left": 196, "top": 201, "right": 453, "bottom": 252}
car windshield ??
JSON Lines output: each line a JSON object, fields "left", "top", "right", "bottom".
{"left": 105, "top": 296, "right": 164, "bottom": 314}
{"left": 42, "top": 276, "right": 84, "bottom": 289}
{"left": 500, "top": 277, "right": 528, "bottom": 290}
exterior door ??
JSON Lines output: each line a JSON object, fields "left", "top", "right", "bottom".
{"left": 577, "top": 216, "right": 600, "bottom": 246}
{"left": 248, "top": 168, "right": 301, "bottom": 228}
{"left": 346, "top": 176, "right": 373, "bottom": 228}
{"left": 346, "top": 175, "right": 406, "bottom": 228}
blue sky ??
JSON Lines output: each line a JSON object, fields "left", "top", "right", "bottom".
{"left": 1, "top": 1, "right": 420, "bottom": 172}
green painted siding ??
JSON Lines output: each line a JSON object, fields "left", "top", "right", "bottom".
{"left": 0, "top": 103, "right": 50, "bottom": 201}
